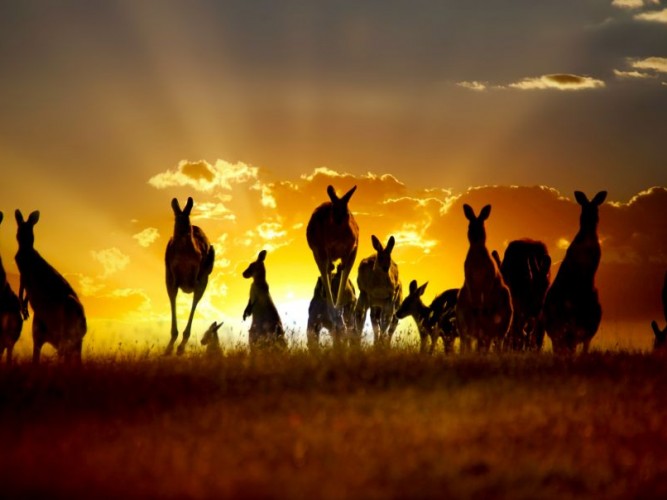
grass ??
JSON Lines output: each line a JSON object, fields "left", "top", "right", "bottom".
{"left": 1, "top": 347, "right": 667, "bottom": 498}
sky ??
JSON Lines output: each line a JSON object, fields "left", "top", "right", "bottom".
{"left": 0, "top": 1, "right": 666, "bottom": 352}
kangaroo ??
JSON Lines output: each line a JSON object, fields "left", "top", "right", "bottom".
{"left": 306, "top": 185, "right": 359, "bottom": 332}
{"left": 165, "top": 197, "right": 215, "bottom": 355}
{"left": 307, "top": 262, "right": 357, "bottom": 351}
{"left": 355, "top": 235, "right": 402, "bottom": 347}
{"left": 456, "top": 204, "right": 512, "bottom": 353}
{"left": 242, "top": 250, "right": 286, "bottom": 351}
{"left": 0, "top": 212, "right": 23, "bottom": 365}
{"left": 493, "top": 240, "right": 551, "bottom": 351}
{"left": 15, "top": 210, "right": 87, "bottom": 364}
{"left": 650, "top": 271, "right": 667, "bottom": 351}
{"left": 544, "top": 191, "right": 607, "bottom": 354}
{"left": 201, "top": 321, "right": 223, "bottom": 358}
{"left": 396, "top": 280, "right": 458, "bottom": 354}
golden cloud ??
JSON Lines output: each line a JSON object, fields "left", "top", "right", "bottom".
{"left": 612, "top": 0, "right": 658, "bottom": 9}
{"left": 148, "top": 159, "right": 259, "bottom": 192}
{"left": 613, "top": 69, "right": 654, "bottom": 79}
{"left": 457, "top": 81, "right": 488, "bottom": 91}
{"left": 631, "top": 57, "right": 667, "bottom": 73}
{"left": 509, "top": 74, "right": 605, "bottom": 91}
{"left": 635, "top": 8, "right": 667, "bottom": 23}
{"left": 91, "top": 247, "right": 130, "bottom": 278}
{"left": 132, "top": 227, "right": 160, "bottom": 248}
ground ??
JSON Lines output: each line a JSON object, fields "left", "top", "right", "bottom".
{"left": 1, "top": 347, "right": 666, "bottom": 498}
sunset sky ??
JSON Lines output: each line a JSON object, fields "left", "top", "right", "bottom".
{"left": 0, "top": 1, "right": 666, "bottom": 351}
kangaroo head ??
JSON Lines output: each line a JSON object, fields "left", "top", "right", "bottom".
{"left": 171, "top": 197, "right": 194, "bottom": 237}
{"left": 243, "top": 250, "right": 267, "bottom": 280}
{"left": 15, "top": 210, "right": 41, "bottom": 249}
{"left": 652, "top": 321, "right": 667, "bottom": 351}
{"left": 371, "top": 235, "right": 395, "bottom": 273}
{"left": 574, "top": 191, "right": 607, "bottom": 233}
{"left": 327, "top": 185, "right": 357, "bottom": 225}
{"left": 201, "top": 321, "right": 223, "bottom": 346}
{"left": 463, "top": 204, "right": 491, "bottom": 245}
{"left": 396, "top": 280, "right": 427, "bottom": 319}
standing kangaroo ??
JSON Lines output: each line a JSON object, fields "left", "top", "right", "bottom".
{"left": 456, "top": 204, "right": 512, "bottom": 353}
{"left": 355, "top": 235, "right": 402, "bottom": 347}
{"left": 306, "top": 185, "right": 359, "bottom": 331}
{"left": 15, "top": 210, "right": 87, "bottom": 363}
{"left": 396, "top": 280, "right": 458, "bottom": 354}
{"left": 0, "top": 212, "right": 23, "bottom": 365}
{"left": 242, "top": 250, "right": 286, "bottom": 351}
{"left": 544, "top": 191, "right": 607, "bottom": 354}
{"left": 165, "top": 197, "right": 215, "bottom": 355}
{"left": 651, "top": 271, "right": 667, "bottom": 350}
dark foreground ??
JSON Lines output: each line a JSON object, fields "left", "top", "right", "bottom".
{"left": 1, "top": 350, "right": 666, "bottom": 499}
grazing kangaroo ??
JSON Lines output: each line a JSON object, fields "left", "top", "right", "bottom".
{"left": 396, "top": 280, "right": 458, "bottom": 354}
{"left": 355, "top": 235, "right": 403, "bottom": 347}
{"left": 201, "top": 321, "right": 223, "bottom": 358}
{"left": 650, "top": 271, "right": 667, "bottom": 350}
{"left": 544, "top": 191, "right": 607, "bottom": 354}
{"left": 15, "top": 210, "right": 87, "bottom": 364}
{"left": 306, "top": 185, "right": 359, "bottom": 330}
{"left": 165, "top": 197, "right": 215, "bottom": 355}
{"left": 307, "top": 262, "right": 357, "bottom": 351}
{"left": 0, "top": 212, "right": 23, "bottom": 365}
{"left": 493, "top": 240, "right": 551, "bottom": 351}
{"left": 242, "top": 250, "right": 286, "bottom": 351}
{"left": 456, "top": 204, "right": 512, "bottom": 353}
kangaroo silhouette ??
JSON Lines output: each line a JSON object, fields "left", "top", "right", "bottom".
{"left": 651, "top": 271, "right": 667, "bottom": 350}
{"left": 15, "top": 210, "right": 87, "bottom": 364}
{"left": 544, "top": 191, "right": 607, "bottom": 354}
{"left": 456, "top": 204, "right": 512, "bottom": 353}
{"left": 306, "top": 185, "right": 359, "bottom": 333}
{"left": 201, "top": 320, "right": 223, "bottom": 358}
{"left": 0, "top": 212, "right": 23, "bottom": 365}
{"left": 242, "top": 250, "right": 286, "bottom": 351}
{"left": 355, "top": 235, "right": 402, "bottom": 347}
{"left": 396, "top": 280, "right": 458, "bottom": 354}
{"left": 165, "top": 197, "right": 215, "bottom": 355}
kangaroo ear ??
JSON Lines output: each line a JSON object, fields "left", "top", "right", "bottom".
{"left": 15, "top": 210, "right": 24, "bottom": 225}
{"left": 326, "top": 185, "right": 339, "bottom": 204}
{"left": 258, "top": 249, "right": 267, "bottom": 262}
{"left": 28, "top": 211, "right": 40, "bottom": 225}
{"left": 478, "top": 205, "right": 491, "bottom": 221}
{"left": 491, "top": 250, "right": 501, "bottom": 268}
{"left": 652, "top": 321, "right": 661, "bottom": 338}
{"left": 215, "top": 321, "right": 223, "bottom": 331}
{"left": 0, "top": 212, "right": 3, "bottom": 225}
{"left": 417, "top": 282, "right": 428, "bottom": 296}
{"left": 171, "top": 198, "right": 182, "bottom": 215}
{"left": 341, "top": 185, "right": 357, "bottom": 204}
{"left": 184, "top": 197, "right": 194, "bottom": 215}
{"left": 409, "top": 280, "right": 418, "bottom": 294}
{"left": 574, "top": 191, "right": 588, "bottom": 206}
{"left": 386, "top": 236, "right": 395, "bottom": 253}
{"left": 592, "top": 191, "right": 607, "bottom": 206}
{"left": 371, "top": 235, "right": 383, "bottom": 252}
{"left": 463, "top": 204, "right": 475, "bottom": 221}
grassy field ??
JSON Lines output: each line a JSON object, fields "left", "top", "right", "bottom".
{"left": 1, "top": 347, "right": 666, "bottom": 499}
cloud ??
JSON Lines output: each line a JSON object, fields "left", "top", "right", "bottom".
{"left": 612, "top": 0, "right": 659, "bottom": 9}
{"left": 148, "top": 159, "right": 259, "bottom": 192}
{"left": 508, "top": 74, "right": 606, "bottom": 91}
{"left": 133, "top": 227, "right": 160, "bottom": 247}
{"left": 613, "top": 69, "right": 654, "bottom": 78}
{"left": 631, "top": 57, "right": 667, "bottom": 73}
{"left": 91, "top": 247, "right": 130, "bottom": 278}
{"left": 457, "top": 81, "right": 488, "bottom": 92}
{"left": 635, "top": 8, "right": 667, "bottom": 23}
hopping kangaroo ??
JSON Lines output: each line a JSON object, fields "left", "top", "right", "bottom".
{"left": 493, "top": 239, "right": 551, "bottom": 351}
{"left": 242, "top": 250, "right": 286, "bottom": 350}
{"left": 165, "top": 197, "right": 215, "bottom": 355}
{"left": 306, "top": 185, "right": 359, "bottom": 330}
{"left": 307, "top": 262, "right": 357, "bottom": 351}
{"left": 355, "top": 235, "right": 402, "bottom": 347}
{"left": 201, "top": 321, "right": 223, "bottom": 358}
{"left": 544, "top": 191, "right": 607, "bottom": 354}
{"left": 396, "top": 280, "right": 458, "bottom": 354}
{"left": 650, "top": 272, "right": 667, "bottom": 350}
{"left": 0, "top": 212, "right": 23, "bottom": 364}
{"left": 456, "top": 204, "right": 512, "bottom": 353}
{"left": 15, "top": 210, "right": 87, "bottom": 363}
